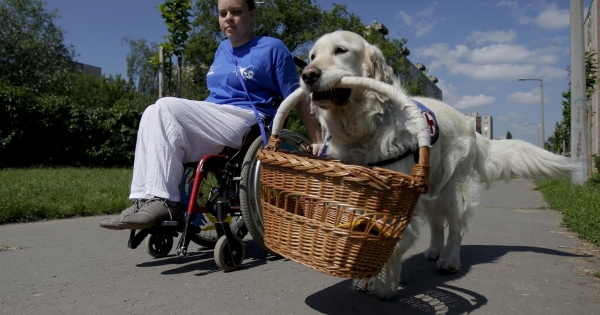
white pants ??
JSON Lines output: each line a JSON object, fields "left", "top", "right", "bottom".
{"left": 129, "top": 97, "right": 258, "bottom": 202}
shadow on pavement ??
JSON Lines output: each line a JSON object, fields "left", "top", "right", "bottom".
{"left": 304, "top": 244, "right": 587, "bottom": 315}
{"left": 134, "top": 240, "right": 280, "bottom": 276}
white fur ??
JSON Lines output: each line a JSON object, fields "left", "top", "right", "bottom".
{"left": 301, "top": 30, "right": 577, "bottom": 300}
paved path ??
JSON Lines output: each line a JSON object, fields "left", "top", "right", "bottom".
{"left": 1, "top": 179, "right": 599, "bottom": 314}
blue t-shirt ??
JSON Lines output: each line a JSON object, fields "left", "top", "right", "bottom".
{"left": 205, "top": 36, "right": 299, "bottom": 118}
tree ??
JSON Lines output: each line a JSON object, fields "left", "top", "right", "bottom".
{"left": 0, "top": 0, "right": 75, "bottom": 94}
{"left": 506, "top": 131, "right": 513, "bottom": 139}
{"left": 157, "top": 0, "right": 192, "bottom": 97}
{"left": 551, "top": 50, "right": 599, "bottom": 155}
{"left": 122, "top": 37, "right": 160, "bottom": 96}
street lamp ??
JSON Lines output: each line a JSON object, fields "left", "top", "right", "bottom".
{"left": 518, "top": 78, "right": 544, "bottom": 149}
{"left": 524, "top": 123, "right": 540, "bottom": 147}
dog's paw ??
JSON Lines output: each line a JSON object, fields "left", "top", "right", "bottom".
{"left": 375, "top": 286, "right": 397, "bottom": 300}
{"left": 351, "top": 279, "right": 373, "bottom": 293}
{"left": 436, "top": 257, "right": 461, "bottom": 273}
{"left": 351, "top": 278, "right": 397, "bottom": 300}
{"left": 423, "top": 247, "right": 441, "bottom": 260}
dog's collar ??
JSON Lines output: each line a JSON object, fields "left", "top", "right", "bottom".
{"left": 368, "top": 100, "right": 439, "bottom": 167}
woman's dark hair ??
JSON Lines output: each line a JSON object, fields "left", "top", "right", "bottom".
{"left": 245, "top": 0, "right": 256, "bottom": 10}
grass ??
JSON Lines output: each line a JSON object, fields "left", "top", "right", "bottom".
{"left": 0, "top": 167, "right": 131, "bottom": 224}
{"left": 535, "top": 174, "right": 600, "bottom": 247}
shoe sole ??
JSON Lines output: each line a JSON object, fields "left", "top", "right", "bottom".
{"left": 117, "top": 221, "right": 156, "bottom": 230}
{"left": 100, "top": 224, "right": 126, "bottom": 230}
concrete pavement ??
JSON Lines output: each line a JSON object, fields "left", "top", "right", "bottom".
{"left": 1, "top": 179, "right": 599, "bottom": 314}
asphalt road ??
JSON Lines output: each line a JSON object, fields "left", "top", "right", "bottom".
{"left": 1, "top": 179, "right": 599, "bottom": 314}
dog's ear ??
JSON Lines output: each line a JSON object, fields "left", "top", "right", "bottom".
{"left": 365, "top": 44, "right": 394, "bottom": 84}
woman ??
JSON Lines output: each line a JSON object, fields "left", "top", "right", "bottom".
{"left": 100, "top": 0, "right": 320, "bottom": 230}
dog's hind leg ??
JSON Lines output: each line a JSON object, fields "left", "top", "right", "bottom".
{"left": 351, "top": 221, "right": 419, "bottom": 300}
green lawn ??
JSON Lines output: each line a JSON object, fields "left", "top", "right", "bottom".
{"left": 0, "top": 167, "right": 131, "bottom": 224}
{"left": 535, "top": 174, "right": 600, "bottom": 246}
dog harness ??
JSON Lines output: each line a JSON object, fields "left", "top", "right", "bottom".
{"left": 319, "top": 100, "right": 439, "bottom": 166}
{"left": 370, "top": 100, "right": 439, "bottom": 167}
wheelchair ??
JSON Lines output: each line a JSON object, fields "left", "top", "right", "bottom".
{"left": 125, "top": 123, "right": 312, "bottom": 271}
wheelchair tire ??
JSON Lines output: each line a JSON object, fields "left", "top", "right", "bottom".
{"left": 239, "top": 130, "right": 311, "bottom": 255}
{"left": 214, "top": 235, "right": 245, "bottom": 272}
{"left": 145, "top": 233, "right": 173, "bottom": 258}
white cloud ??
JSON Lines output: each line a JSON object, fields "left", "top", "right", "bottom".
{"left": 496, "top": 115, "right": 510, "bottom": 123}
{"left": 396, "top": 2, "right": 443, "bottom": 38}
{"left": 468, "top": 30, "right": 517, "bottom": 45}
{"left": 497, "top": 1, "right": 569, "bottom": 30}
{"left": 537, "top": 65, "right": 568, "bottom": 80}
{"left": 507, "top": 88, "right": 541, "bottom": 104}
{"left": 454, "top": 94, "right": 496, "bottom": 109}
{"left": 434, "top": 79, "right": 460, "bottom": 105}
{"left": 508, "top": 111, "right": 526, "bottom": 120}
{"left": 446, "top": 62, "right": 536, "bottom": 80}
{"left": 536, "top": 3, "right": 569, "bottom": 30}
{"left": 497, "top": 0, "right": 534, "bottom": 25}
{"left": 415, "top": 41, "right": 563, "bottom": 81}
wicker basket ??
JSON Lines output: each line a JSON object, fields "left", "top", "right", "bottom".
{"left": 257, "top": 135, "right": 429, "bottom": 279}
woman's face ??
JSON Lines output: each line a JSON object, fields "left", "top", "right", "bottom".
{"left": 218, "top": 0, "right": 256, "bottom": 47}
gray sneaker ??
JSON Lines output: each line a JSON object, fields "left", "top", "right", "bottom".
{"left": 99, "top": 200, "right": 144, "bottom": 230}
{"left": 118, "top": 198, "right": 184, "bottom": 230}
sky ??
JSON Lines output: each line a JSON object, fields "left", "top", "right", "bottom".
{"left": 44, "top": 0, "right": 592, "bottom": 147}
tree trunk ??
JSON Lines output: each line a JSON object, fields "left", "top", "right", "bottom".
{"left": 177, "top": 56, "right": 182, "bottom": 98}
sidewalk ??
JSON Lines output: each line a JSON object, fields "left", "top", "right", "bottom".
{"left": 0, "top": 179, "right": 599, "bottom": 314}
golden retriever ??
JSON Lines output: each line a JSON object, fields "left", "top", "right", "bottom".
{"left": 299, "top": 30, "right": 576, "bottom": 300}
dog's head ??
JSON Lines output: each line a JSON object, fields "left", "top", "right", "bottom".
{"left": 300, "top": 30, "right": 394, "bottom": 109}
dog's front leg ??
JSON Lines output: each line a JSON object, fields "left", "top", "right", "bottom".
{"left": 436, "top": 211, "right": 464, "bottom": 272}
{"left": 351, "top": 222, "right": 419, "bottom": 300}
{"left": 424, "top": 209, "right": 445, "bottom": 260}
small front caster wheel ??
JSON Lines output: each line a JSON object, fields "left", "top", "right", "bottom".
{"left": 145, "top": 233, "right": 173, "bottom": 258}
{"left": 214, "top": 235, "right": 245, "bottom": 272}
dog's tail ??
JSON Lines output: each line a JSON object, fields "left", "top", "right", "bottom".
{"left": 474, "top": 133, "right": 577, "bottom": 182}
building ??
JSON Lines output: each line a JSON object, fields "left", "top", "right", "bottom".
{"left": 465, "top": 112, "right": 493, "bottom": 139}
{"left": 366, "top": 22, "right": 443, "bottom": 100}
{"left": 70, "top": 61, "right": 102, "bottom": 79}
{"left": 585, "top": 1, "right": 600, "bottom": 155}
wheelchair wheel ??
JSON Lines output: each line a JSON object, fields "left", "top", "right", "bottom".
{"left": 214, "top": 235, "right": 245, "bottom": 272}
{"left": 185, "top": 169, "right": 238, "bottom": 249}
{"left": 239, "top": 130, "right": 311, "bottom": 254}
{"left": 145, "top": 233, "right": 174, "bottom": 258}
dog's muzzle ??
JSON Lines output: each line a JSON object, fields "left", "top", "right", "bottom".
{"left": 312, "top": 88, "right": 352, "bottom": 106}
{"left": 301, "top": 66, "right": 352, "bottom": 106}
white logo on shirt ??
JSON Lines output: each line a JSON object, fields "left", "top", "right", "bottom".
{"left": 235, "top": 65, "right": 255, "bottom": 80}
{"left": 207, "top": 64, "right": 220, "bottom": 76}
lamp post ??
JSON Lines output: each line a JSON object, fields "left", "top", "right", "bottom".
{"left": 518, "top": 78, "right": 544, "bottom": 149}
{"left": 524, "top": 123, "right": 540, "bottom": 147}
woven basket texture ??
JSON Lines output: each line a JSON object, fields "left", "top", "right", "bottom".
{"left": 257, "top": 136, "right": 428, "bottom": 278}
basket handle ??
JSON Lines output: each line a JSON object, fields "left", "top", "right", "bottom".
{"left": 334, "top": 77, "right": 431, "bottom": 148}
{"left": 268, "top": 88, "right": 308, "bottom": 151}
{"left": 269, "top": 76, "right": 431, "bottom": 155}
{"left": 411, "top": 146, "right": 430, "bottom": 194}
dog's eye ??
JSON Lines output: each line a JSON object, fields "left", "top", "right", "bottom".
{"left": 335, "top": 47, "right": 347, "bottom": 55}
{"left": 310, "top": 54, "right": 315, "bottom": 61}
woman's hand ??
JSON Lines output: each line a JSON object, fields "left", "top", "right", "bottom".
{"left": 311, "top": 142, "right": 324, "bottom": 156}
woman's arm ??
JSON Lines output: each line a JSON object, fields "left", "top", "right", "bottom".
{"left": 295, "top": 98, "right": 322, "bottom": 155}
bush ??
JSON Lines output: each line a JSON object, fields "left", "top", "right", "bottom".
{"left": 0, "top": 80, "right": 147, "bottom": 167}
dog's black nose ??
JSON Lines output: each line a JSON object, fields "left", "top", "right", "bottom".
{"left": 301, "top": 67, "right": 321, "bottom": 85}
